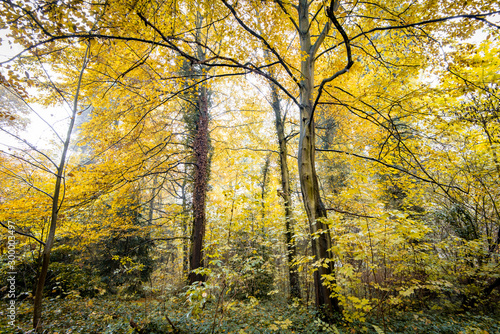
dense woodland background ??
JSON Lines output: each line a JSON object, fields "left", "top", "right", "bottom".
{"left": 0, "top": 0, "right": 500, "bottom": 333}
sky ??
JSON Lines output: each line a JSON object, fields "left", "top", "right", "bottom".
{"left": 0, "top": 29, "right": 70, "bottom": 152}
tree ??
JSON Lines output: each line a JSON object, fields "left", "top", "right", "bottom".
{"left": 271, "top": 88, "right": 302, "bottom": 299}
{"left": 31, "top": 44, "right": 91, "bottom": 331}
{"left": 0, "top": 41, "right": 92, "bottom": 329}
{"left": 184, "top": 10, "right": 214, "bottom": 284}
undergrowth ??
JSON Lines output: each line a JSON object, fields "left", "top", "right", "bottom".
{"left": 1, "top": 296, "right": 499, "bottom": 334}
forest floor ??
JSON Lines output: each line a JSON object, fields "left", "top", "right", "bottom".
{"left": 1, "top": 296, "right": 500, "bottom": 334}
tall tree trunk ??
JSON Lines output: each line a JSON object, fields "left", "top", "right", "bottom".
{"left": 260, "top": 154, "right": 271, "bottom": 221}
{"left": 271, "top": 83, "right": 301, "bottom": 299}
{"left": 181, "top": 172, "right": 190, "bottom": 275}
{"left": 258, "top": 24, "right": 302, "bottom": 297}
{"left": 188, "top": 11, "right": 211, "bottom": 284}
{"left": 297, "top": 0, "right": 340, "bottom": 317}
{"left": 188, "top": 82, "right": 210, "bottom": 284}
{"left": 33, "top": 45, "right": 90, "bottom": 331}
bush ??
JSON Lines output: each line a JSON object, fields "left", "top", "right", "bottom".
{"left": 0, "top": 245, "right": 100, "bottom": 299}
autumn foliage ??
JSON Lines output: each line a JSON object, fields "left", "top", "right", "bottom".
{"left": 0, "top": 0, "right": 499, "bottom": 333}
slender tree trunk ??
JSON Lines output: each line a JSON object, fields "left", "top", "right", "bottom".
{"left": 271, "top": 83, "right": 301, "bottom": 299}
{"left": 297, "top": 0, "right": 340, "bottom": 317}
{"left": 260, "top": 154, "right": 271, "bottom": 221}
{"left": 227, "top": 171, "right": 238, "bottom": 244}
{"left": 33, "top": 46, "right": 90, "bottom": 331}
{"left": 147, "top": 176, "right": 158, "bottom": 225}
{"left": 258, "top": 26, "right": 302, "bottom": 297}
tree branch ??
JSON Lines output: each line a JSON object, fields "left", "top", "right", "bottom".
{"left": 316, "top": 11, "right": 500, "bottom": 60}
{"left": 310, "top": 20, "right": 331, "bottom": 57}
{"left": 0, "top": 221, "right": 45, "bottom": 245}
{"left": 316, "top": 148, "right": 467, "bottom": 193}
{"left": 325, "top": 207, "right": 375, "bottom": 219}
{"left": 220, "top": 0, "right": 301, "bottom": 87}
{"left": 312, "top": 0, "right": 354, "bottom": 116}
{"left": 274, "top": 0, "right": 300, "bottom": 31}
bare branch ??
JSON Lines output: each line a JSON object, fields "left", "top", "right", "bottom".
{"left": 312, "top": 1, "right": 354, "bottom": 116}
{"left": 0, "top": 128, "right": 58, "bottom": 169}
{"left": 220, "top": 0, "right": 301, "bottom": 87}
{"left": 310, "top": 20, "right": 331, "bottom": 57}
{"left": 274, "top": 0, "right": 300, "bottom": 31}
{"left": 325, "top": 207, "right": 375, "bottom": 219}
{"left": 317, "top": 11, "right": 500, "bottom": 60}
{"left": 0, "top": 221, "right": 46, "bottom": 245}
{"left": 316, "top": 148, "right": 468, "bottom": 193}
{"left": 0, "top": 148, "right": 57, "bottom": 176}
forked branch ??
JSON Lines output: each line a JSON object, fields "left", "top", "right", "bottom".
{"left": 312, "top": 0, "right": 354, "bottom": 117}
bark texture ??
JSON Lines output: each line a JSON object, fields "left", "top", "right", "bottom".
{"left": 188, "top": 13, "right": 211, "bottom": 283}
{"left": 188, "top": 83, "right": 210, "bottom": 284}
{"left": 297, "top": 0, "right": 340, "bottom": 317}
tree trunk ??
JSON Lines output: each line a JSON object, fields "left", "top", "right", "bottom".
{"left": 188, "top": 11, "right": 211, "bottom": 283}
{"left": 33, "top": 45, "right": 89, "bottom": 331}
{"left": 260, "top": 154, "right": 271, "bottom": 221}
{"left": 297, "top": 0, "right": 340, "bottom": 318}
{"left": 181, "top": 173, "right": 189, "bottom": 275}
{"left": 188, "top": 82, "right": 210, "bottom": 284}
{"left": 271, "top": 83, "right": 301, "bottom": 299}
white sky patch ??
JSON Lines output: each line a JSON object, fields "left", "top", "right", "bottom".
{"left": 1, "top": 30, "right": 70, "bottom": 152}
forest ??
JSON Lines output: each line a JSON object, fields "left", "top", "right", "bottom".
{"left": 0, "top": 0, "right": 499, "bottom": 333}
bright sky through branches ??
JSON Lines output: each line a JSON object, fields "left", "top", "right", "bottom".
{"left": 1, "top": 30, "right": 70, "bottom": 151}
